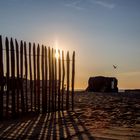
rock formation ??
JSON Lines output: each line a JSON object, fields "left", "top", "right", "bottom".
{"left": 86, "top": 76, "right": 118, "bottom": 92}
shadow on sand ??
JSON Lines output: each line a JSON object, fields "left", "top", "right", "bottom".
{"left": 0, "top": 111, "right": 95, "bottom": 140}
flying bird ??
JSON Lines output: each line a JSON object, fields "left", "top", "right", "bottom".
{"left": 113, "top": 65, "right": 117, "bottom": 69}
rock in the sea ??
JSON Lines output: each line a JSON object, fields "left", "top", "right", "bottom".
{"left": 86, "top": 76, "right": 118, "bottom": 92}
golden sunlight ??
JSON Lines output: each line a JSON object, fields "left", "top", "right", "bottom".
{"left": 55, "top": 48, "right": 59, "bottom": 59}
{"left": 54, "top": 40, "right": 60, "bottom": 60}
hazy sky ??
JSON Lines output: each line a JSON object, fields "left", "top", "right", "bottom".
{"left": 0, "top": 0, "right": 140, "bottom": 89}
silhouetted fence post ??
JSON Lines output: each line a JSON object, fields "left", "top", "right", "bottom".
{"left": 58, "top": 50, "right": 61, "bottom": 111}
{"left": 54, "top": 50, "right": 57, "bottom": 111}
{"left": 37, "top": 45, "right": 40, "bottom": 113}
{"left": 24, "top": 42, "right": 28, "bottom": 112}
{"left": 45, "top": 47, "right": 48, "bottom": 112}
{"left": 20, "top": 41, "right": 25, "bottom": 113}
{"left": 66, "top": 52, "right": 70, "bottom": 110}
{"left": 0, "top": 35, "right": 4, "bottom": 119}
{"left": 15, "top": 39, "right": 20, "bottom": 114}
{"left": 48, "top": 47, "right": 51, "bottom": 112}
{"left": 42, "top": 45, "right": 45, "bottom": 113}
{"left": 51, "top": 48, "right": 54, "bottom": 111}
{"left": 6, "top": 37, "right": 10, "bottom": 117}
{"left": 10, "top": 38, "right": 16, "bottom": 117}
{"left": 72, "top": 51, "right": 75, "bottom": 110}
{"left": 33, "top": 43, "right": 36, "bottom": 111}
{"left": 29, "top": 42, "right": 33, "bottom": 111}
{"left": 61, "top": 51, "right": 65, "bottom": 110}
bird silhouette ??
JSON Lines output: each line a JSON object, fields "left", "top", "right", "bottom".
{"left": 113, "top": 65, "right": 117, "bottom": 69}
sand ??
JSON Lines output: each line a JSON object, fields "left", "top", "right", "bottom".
{"left": 74, "top": 91, "right": 140, "bottom": 139}
{"left": 0, "top": 91, "right": 140, "bottom": 139}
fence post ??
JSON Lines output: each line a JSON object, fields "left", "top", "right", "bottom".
{"left": 5, "top": 37, "right": 10, "bottom": 117}
{"left": 0, "top": 35, "right": 4, "bottom": 119}
{"left": 51, "top": 48, "right": 54, "bottom": 111}
{"left": 54, "top": 49, "right": 57, "bottom": 111}
{"left": 29, "top": 42, "right": 33, "bottom": 111}
{"left": 61, "top": 51, "right": 65, "bottom": 110}
{"left": 72, "top": 51, "right": 75, "bottom": 110}
{"left": 48, "top": 47, "right": 51, "bottom": 112}
{"left": 37, "top": 44, "right": 40, "bottom": 112}
{"left": 20, "top": 41, "right": 25, "bottom": 113}
{"left": 45, "top": 47, "right": 48, "bottom": 112}
{"left": 10, "top": 38, "right": 16, "bottom": 117}
{"left": 15, "top": 39, "right": 20, "bottom": 114}
{"left": 58, "top": 50, "right": 61, "bottom": 111}
{"left": 33, "top": 43, "right": 36, "bottom": 111}
{"left": 24, "top": 42, "right": 28, "bottom": 112}
{"left": 42, "top": 45, "right": 45, "bottom": 113}
{"left": 66, "top": 51, "right": 70, "bottom": 110}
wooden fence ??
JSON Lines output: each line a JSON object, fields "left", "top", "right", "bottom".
{"left": 0, "top": 35, "right": 75, "bottom": 119}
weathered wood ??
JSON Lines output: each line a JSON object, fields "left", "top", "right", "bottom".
{"left": 58, "top": 50, "right": 61, "bottom": 111}
{"left": 24, "top": 42, "right": 28, "bottom": 112}
{"left": 10, "top": 38, "right": 16, "bottom": 117}
{"left": 61, "top": 51, "right": 65, "bottom": 110}
{"left": 15, "top": 39, "right": 20, "bottom": 114}
{"left": 0, "top": 35, "right": 4, "bottom": 119}
{"left": 33, "top": 43, "right": 36, "bottom": 111}
{"left": 48, "top": 47, "right": 51, "bottom": 112}
{"left": 29, "top": 42, "right": 33, "bottom": 111}
{"left": 5, "top": 37, "right": 10, "bottom": 116}
{"left": 20, "top": 41, "right": 25, "bottom": 113}
{"left": 45, "top": 47, "right": 48, "bottom": 112}
{"left": 66, "top": 52, "right": 70, "bottom": 110}
{"left": 37, "top": 44, "right": 40, "bottom": 112}
{"left": 72, "top": 51, "right": 75, "bottom": 110}
{"left": 41, "top": 45, "right": 45, "bottom": 113}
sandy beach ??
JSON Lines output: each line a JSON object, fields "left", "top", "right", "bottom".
{"left": 0, "top": 91, "right": 140, "bottom": 139}
{"left": 74, "top": 91, "right": 140, "bottom": 139}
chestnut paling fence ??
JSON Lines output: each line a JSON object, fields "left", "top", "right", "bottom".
{"left": 0, "top": 35, "right": 75, "bottom": 119}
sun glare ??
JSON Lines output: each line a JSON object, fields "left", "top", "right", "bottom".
{"left": 54, "top": 40, "right": 60, "bottom": 60}
{"left": 55, "top": 48, "right": 59, "bottom": 59}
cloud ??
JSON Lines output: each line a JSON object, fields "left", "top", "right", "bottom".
{"left": 64, "top": 0, "right": 116, "bottom": 10}
{"left": 92, "top": 0, "right": 115, "bottom": 9}
{"left": 64, "top": 0, "right": 84, "bottom": 10}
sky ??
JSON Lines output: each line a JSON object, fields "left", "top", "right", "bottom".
{"left": 0, "top": 0, "right": 140, "bottom": 89}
